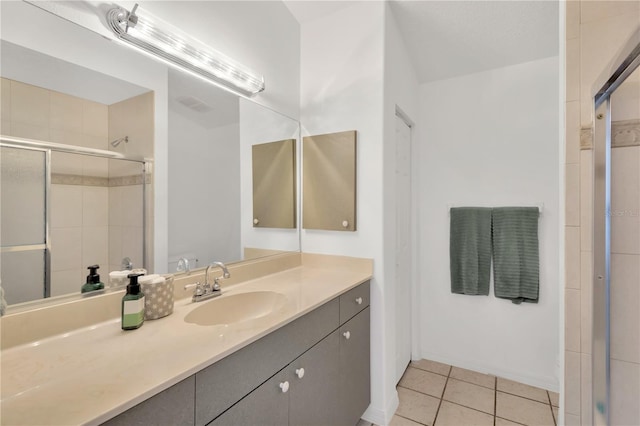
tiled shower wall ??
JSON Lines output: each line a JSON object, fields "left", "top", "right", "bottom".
{"left": 564, "top": 2, "right": 640, "bottom": 425}
{"left": 107, "top": 92, "right": 153, "bottom": 273}
{"left": 0, "top": 78, "right": 150, "bottom": 297}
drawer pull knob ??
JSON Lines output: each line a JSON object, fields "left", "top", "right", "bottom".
{"left": 279, "top": 381, "right": 289, "bottom": 393}
{"left": 343, "top": 331, "right": 351, "bottom": 340}
{"left": 355, "top": 297, "right": 363, "bottom": 305}
{"left": 295, "top": 368, "right": 305, "bottom": 379}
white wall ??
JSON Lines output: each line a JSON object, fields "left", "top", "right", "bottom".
{"left": 381, "top": 1, "right": 420, "bottom": 419}
{"left": 417, "top": 56, "right": 560, "bottom": 391}
{"left": 299, "top": 2, "right": 391, "bottom": 423}
{"left": 168, "top": 112, "right": 241, "bottom": 270}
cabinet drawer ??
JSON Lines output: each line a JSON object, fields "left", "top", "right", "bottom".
{"left": 339, "top": 280, "right": 370, "bottom": 324}
{"left": 195, "top": 297, "right": 339, "bottom": 425}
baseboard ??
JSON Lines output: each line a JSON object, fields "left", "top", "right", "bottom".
{"left": 419, "top": 351, "right": 559, "bottom": 392}
{"left": 362, "top": 389, "right": 399, "bottom": 426}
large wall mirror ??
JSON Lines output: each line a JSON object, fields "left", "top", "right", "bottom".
{"left": 0, "top": 1, "right": 300, "bottom": 309}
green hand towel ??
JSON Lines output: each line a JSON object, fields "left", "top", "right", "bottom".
{"left": 492, "top": 207, "right": 540, "bottom": 304}
{"left": 449, "top": 207, "right": 492, "bottom": 296}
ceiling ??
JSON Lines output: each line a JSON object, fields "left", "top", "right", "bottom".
{"left": 285, "top": 0, "right": 559, "bottom": 84}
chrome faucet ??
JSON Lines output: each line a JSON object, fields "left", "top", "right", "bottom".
{"left": 184, "top": 261, "right": 230, "bottom": 303}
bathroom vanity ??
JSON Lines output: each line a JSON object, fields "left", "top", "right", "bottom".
{"left": 0, "top": 254, "right": 372, "bottom": 426}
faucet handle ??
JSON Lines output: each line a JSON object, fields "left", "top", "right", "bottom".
{"left": 184, "top": 282, "right": 204, "bottom": 296}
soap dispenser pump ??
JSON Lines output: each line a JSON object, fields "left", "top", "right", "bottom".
{"left": 81, "top": 265, "right": 105, "bottom": 293}
{"left": 122, "top": 273, "right": 145, "bottom": 330}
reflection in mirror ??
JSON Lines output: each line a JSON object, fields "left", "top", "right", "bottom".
{"left": 252, "top": 139, "right": 296, "bottom": 229}
{"left": 0, "top": 1, "right": 301, "bottom": 312}
{"left": 0, "top": 41, "right": 150, "bottom": 306}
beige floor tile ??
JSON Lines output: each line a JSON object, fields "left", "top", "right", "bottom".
{"left": 399, "top": 367, "right": 447, "bottom": 398}
{"left": 443, "top": 378, "right": 495, "bottom": 415}
{"left": 390, "top": 414, "right": 424, "bottom": 426}
{"left": 434, "top": 401, "right": 494, "bottom": 426}
{"left": 411, "top": 359, "right": 451, "bottom": 376}
{"left": 497, "top": 378, "right": 549, "bottom": 403}
{"left": 450, "top": 366, "right": 495, "bottom": 389}
{"left": 548, "top": 391, "right": 559, "bottom": 407}
{"left": 396, "top": 387, "right": 440, "bottom": 426}
{"left": 496, "top": 392, "right": 555, "bottom": 426}
{"left": 495, "top": 418, "right": 524, "bottom": 426}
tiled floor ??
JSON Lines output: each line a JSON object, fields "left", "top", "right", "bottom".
{"left": 391, "top": 359, "right": 559, "bottom": 426}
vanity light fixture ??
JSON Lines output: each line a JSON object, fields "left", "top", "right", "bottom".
{"left": 106, "top": 4, "right": 265, "bottom": 97}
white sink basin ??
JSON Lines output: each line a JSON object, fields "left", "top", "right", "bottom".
{"left": 184, "top": 291, "right": 287, "bottom": 326}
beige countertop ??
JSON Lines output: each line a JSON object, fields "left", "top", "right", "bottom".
{"left": 0, "top": 254, "right": 372, "bottom": 426}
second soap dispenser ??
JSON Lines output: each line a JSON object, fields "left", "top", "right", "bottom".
{"left": 122, "top": 273, "right": 145, "bottom": 330}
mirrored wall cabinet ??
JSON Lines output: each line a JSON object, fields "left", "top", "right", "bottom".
{"left": 252, "top": 139, "right": 297, "bottom": 229}
{"left": 302, "top": 130, "right": 357, "bottom": 232}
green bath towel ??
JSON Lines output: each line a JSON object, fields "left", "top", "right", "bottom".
{"left": 449, "top": 207, "right": 492, "bottom": 296}
{"left": 492, "top": 207, "right": 540, "bottom": 304}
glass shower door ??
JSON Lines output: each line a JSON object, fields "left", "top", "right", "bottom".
{"left": 607, "top": 66, "right": 640, "bottom": 426}
{"left": 0, "top": 145, "right": 49, "bottom": 304}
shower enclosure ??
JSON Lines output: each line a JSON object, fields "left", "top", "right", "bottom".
{"left": 592, "top": 29, "right": 640, "bottom": 426}
{"left": 0, "top": 135, "right": 148, "bottom": 306}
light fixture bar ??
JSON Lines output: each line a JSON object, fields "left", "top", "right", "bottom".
{"left": 106, "top": 4, "right": 265, "bottom": 97}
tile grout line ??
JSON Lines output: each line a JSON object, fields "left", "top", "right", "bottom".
{"left": 494, "top": 376, "right": 497, "bottom": 426}
{"left": 394, "top": 413, "right": 427, "bottom": 426}
{"left": 432, "top": 366, "right": 452, "bottom": 426}
{"left": 547, "top": 390, "right": 557, "bottom": 426}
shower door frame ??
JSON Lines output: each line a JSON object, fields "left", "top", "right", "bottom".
{"left": 0, "top": 134, "right": 150, "bottom": 303}
{"left": 591, "top": 28, "right": 640, "bottom": 426}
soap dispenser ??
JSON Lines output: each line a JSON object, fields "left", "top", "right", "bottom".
{"left": 81, "top": 265, "right": 105, "bottom": 293}
{"left": 122, "top": 273, "right": 145, "bottom": 330}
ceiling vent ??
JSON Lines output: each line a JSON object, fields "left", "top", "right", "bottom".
{"left": 177, "top": 95, "right": 213, "bottom": 113}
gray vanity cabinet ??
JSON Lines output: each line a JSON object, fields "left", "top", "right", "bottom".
{"left": 210, "top": 370, "right": 289, "bottom": 426}
{"left": 339, "top": 307, "right": 371, "bottom": 425}
{"left": 288, "top": 330, "right": 341, "bottom": 426}
{"left": 100, "top": 281, "right": 370, "bottom": 426}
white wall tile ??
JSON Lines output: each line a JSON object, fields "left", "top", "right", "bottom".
{"left": 581, "top": 251, "right": 593, "bottom": 354}
{"left": 1, "top": 78, "right": 11, "bottom": 123}
{"left": 121, "top": 185, "right": 144, "bottom": 228}
{"left": 81, "top": 226, "right": 108, "bottom": 269}
{"left": 82, "top": 186, "right": 108, "bottom": 227}
{"left": 10, "top": 122, "right": 49, "bottom": 141}
{"left": 566, "top": 226, "right": 581, "bottom": 289}
{"left": 610, "top": 359, "right": 640, "bottom": 426}
{"left": 82, "top": 100, "right": 108, "bottom": 139}
{"left": 50, "top": 129, "right": 83, "bottom": 147}
{"left": 566, "top": 39, "right": 581, "bottom": 102}
{"left": 108, "top": 226, "right": 122, "bottom": 268}
{"left": 565, "top": 413, "right": 581, "bottom": 426}
{"left": 566, "top": 289, "right": 582, "bottom": 352}
{"left": 581, "top": 353, "right": 592, "bottom": 426}
{"left": 49, "top": 91, "right": 82, "bottom": 133}
{"left": 610, "top": 146, "right": 640, "bottom": 255}
{"left": 51, "top": 269, "right": 82, "bottom": 297}
{"left": 121, "top": 226, "right": 143, "bottom": 270}
{"left": 566, "top": 1, "right": 580, "bottom": 40}
{"left": 109, "top": 186, "right": 122, "bottom": 227}
{"left": 50, "top": 227, "right": 81, "bottom": 272}
{"left": 580, "top": 150, "right": 593, "bottom": 251}
{"left": 50, "top": 185, "right": 82, "bottom": 228}
{"left": 581, "top": 0, "right": 640, "bottom": 25}
{"left": 51, "top": 151, "right": 83, "bottom": 176}
{"left": 566, "top": 101, "right": 581, "bottom": 163}
{"left": 565, "top": 350, "right": 582, "bottom": 415}
{"left": 83, "top": 156, "right": 109, "bottom": 178}
{"left": 610, "top": 254, "right": 640, "bottom": 364}
{"left": 10, "top": 80, "right": 49, "bottom": 127}
{"left": 566, "top": 163, "right": 581, "bottom": 226}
